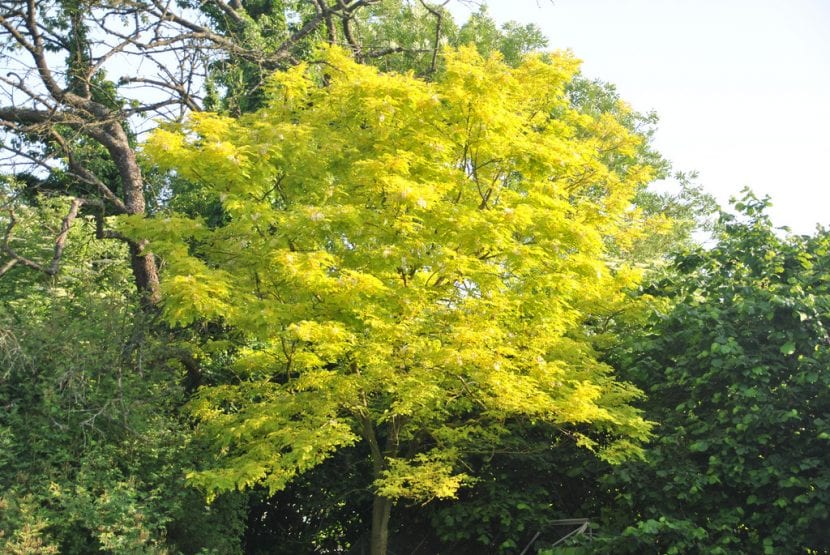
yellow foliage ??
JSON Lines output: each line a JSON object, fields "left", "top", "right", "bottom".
{"left": 376, "top": 453, "right": 471, "bottom": 502}
{"left": 137, "top": 45, "right": 656, "bottom": 503}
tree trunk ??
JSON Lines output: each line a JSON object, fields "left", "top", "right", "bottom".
{"left": 129, "top": 244, "right": 161, "bottom": 308}
{"left": 91, "top": 120, "right": 162, "bottom": 305}
{"left": 361, "top": 414, "right": 395, "bottom": 555}
{"left": 370, "top": 494, "right": 393, "bottom": 555}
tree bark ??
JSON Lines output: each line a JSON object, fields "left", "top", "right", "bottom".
{"left": 360, "top": 413, "right": 394, "bottom": 555}
{"left": 92, "top": 121, "right": 162, "bottom": 305}
{"left": 129, "top": 243, "right": 161, "bottom": 308}
{"left": 370, "top": 494, "right": 393, "bottom": 555}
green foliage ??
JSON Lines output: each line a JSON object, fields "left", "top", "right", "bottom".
{"left": 0, "top": 496, "right": 61, "bottom": 554}
{"left": 455, "top": 5, "right": 548, "bottom": 67}
{"left": 630, "top": 172, "right": 719, "bottom": 264}
{"left": 357, "top": 2, "right": 548, "bottom": 74}
{"left": 0, "top": 210, "right": 247, "bottom": 553}
{"left": 199, "top": 0, "right": 323, "bottom": 114}
{"left": 421, "top": 423, "right": 597, "bottom": 552}
{"left": 354, "top": 0, "right": 460, "bottom": 75}
{"left": 240, "top": 446, "right": 374, "bottom": 553}
{"left": 594, "top": 192, "right": 830, "bottom": 552}
{"left": 0, "top": 188, "right": 131, "bottom": 299}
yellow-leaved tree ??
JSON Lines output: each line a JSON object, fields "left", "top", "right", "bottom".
{"left": 132, "top": 46, "right": 656, "bottom": 554}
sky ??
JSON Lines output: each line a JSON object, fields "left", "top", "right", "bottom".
{"left": 449, "top": 0, "right": 830, "bottom": 234}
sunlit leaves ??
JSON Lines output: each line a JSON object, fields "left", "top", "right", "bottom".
{"left": 138, "top": 45, "right": 656, "bottom": 503}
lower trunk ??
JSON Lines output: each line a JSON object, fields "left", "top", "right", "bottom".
{"left": 370, "top": 494, "right": 393, "bottom": 555}
{"left": 129, "top": 244, "right": 161, "bottom": 308}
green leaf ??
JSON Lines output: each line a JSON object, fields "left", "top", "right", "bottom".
{"left": 779, "top": 341, "right": 796, "bottom": 355}
{"left": 689, "top": 441, "right": 709, "bottom": 452}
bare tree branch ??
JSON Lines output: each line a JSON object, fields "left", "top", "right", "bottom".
{"left": 209, "top": 0, "right": 245, "bottom": 25}
{"left": 419, "top": 0, "right": 450, "bottom": 74}
{"left": 48, "top": 129, "right": 129, "bottom": 213}
{"left": 0, "top": 256, "right": 17, "bottom": 276}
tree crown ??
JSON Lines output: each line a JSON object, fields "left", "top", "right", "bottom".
{"left": 130, "top": 45, "right": 656, "bottom": 501}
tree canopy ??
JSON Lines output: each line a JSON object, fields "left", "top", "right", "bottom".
{"left": 131, "top": 44, "right": 657, "bottom": 553}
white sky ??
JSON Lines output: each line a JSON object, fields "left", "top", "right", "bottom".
{"left": 450, "top": 0, "right": 830, "bottom": 233}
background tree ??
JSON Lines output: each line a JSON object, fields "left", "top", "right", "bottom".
{"left": 0, "top": 202, "right": 249, "bottom": 552}
{"left": 589, "top": 193, "right": 830, "bottom": 553}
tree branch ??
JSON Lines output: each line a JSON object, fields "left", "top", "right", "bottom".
{"left": 49, "top": 129, "right": 129, "bottom": 214}
{"left": 419, "top": 0, "right": 449, "bottom": 74}
{"left": 24, "top": 0, "right": 67, "bottom": 100}
{"left": 1, "top": 197, "right": 83, "bottom": 277}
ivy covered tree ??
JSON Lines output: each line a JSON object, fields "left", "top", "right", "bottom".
{"left": 595, "top": 194, "right": 830, "bottom": 553}
{"left": 132, "top": 45, "right": 658, "bottom": 554}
